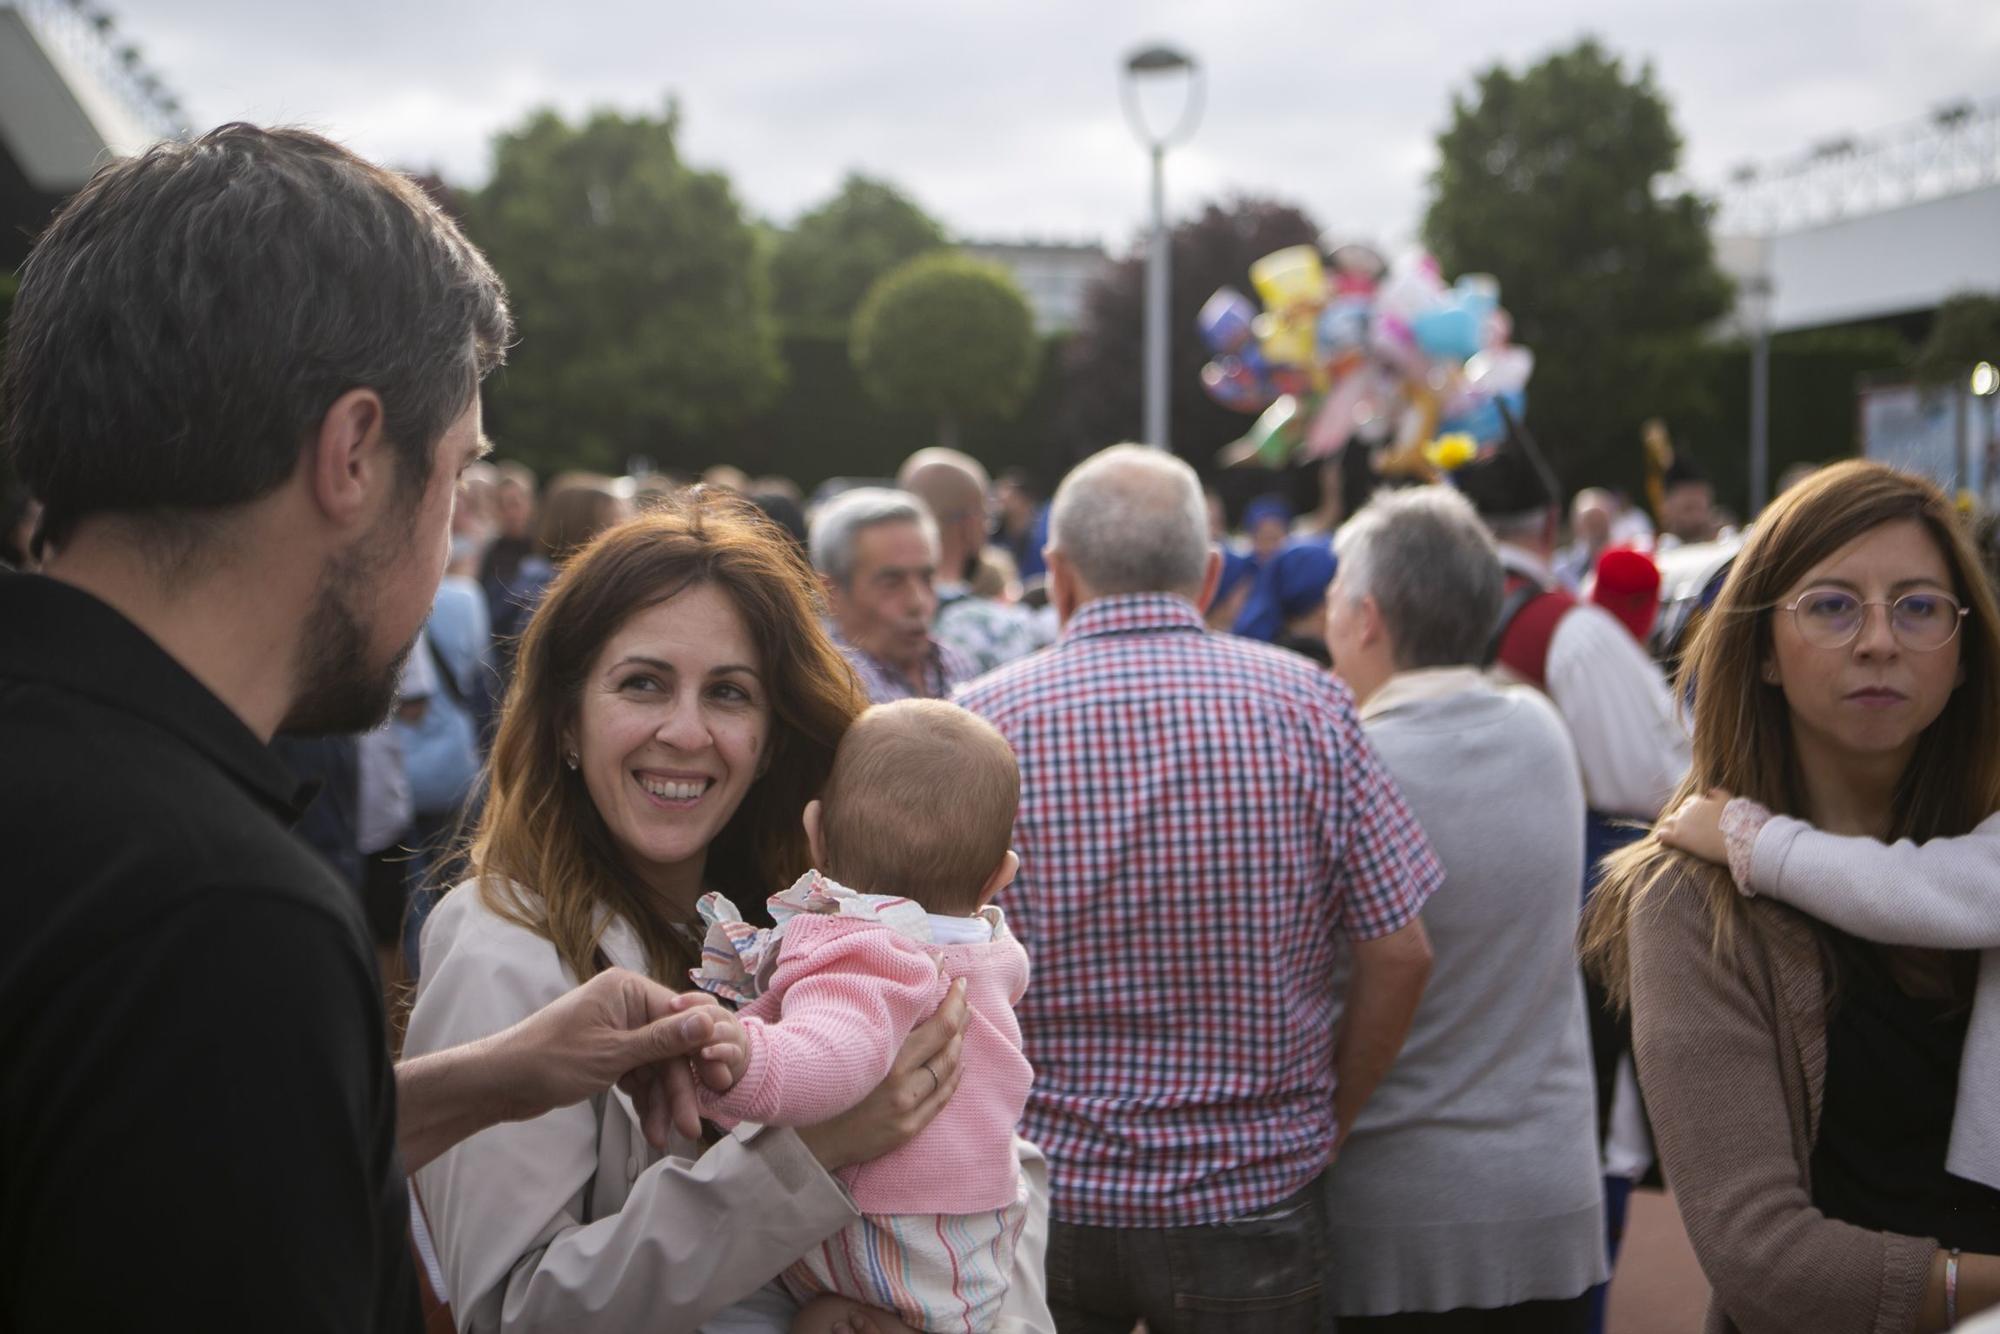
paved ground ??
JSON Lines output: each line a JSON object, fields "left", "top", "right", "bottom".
{"left": 1606, "top": 1190, "right": 1710, "bottom": 1333}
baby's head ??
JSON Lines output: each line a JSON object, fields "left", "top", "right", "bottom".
{"left": 806, "top": 699, "right": 1020, "bottom": 915}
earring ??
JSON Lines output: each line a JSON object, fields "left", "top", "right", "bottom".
{"left": 564, "top": 749, "right": 580, "bottom": 770}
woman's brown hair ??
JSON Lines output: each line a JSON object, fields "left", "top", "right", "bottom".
{"left": 1579, "top": 460, "right": 2000, "bottom": 1005}
{"left": 467, "top": 489, "right": 867, "bottom": 984}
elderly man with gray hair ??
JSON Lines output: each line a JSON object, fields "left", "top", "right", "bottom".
{"left": 1320, "top": 485, "right": 1606, "bottom": 1333}
{"left": 958, "top": 444, "right": 1443, "bottom": 1334}
{"left": 809, "top": 486, "right": 974, "bottom": 703}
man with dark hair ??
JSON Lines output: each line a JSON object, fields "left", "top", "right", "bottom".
{"left": 0, "top": 125, "right": 723, "bottom": 1331}
{"left": 1657, "top": 450, "right": 1722, "bottom": 548}
{"left": 992, "top": 467, "right": 1049, "bottom": 582}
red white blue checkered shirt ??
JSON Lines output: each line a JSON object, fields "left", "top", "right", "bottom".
{"left": 956, "top": 593, "right": 1443, "bottom": 1229}
{"left": 830, "top": 627, "right": 976, "bottom": 705}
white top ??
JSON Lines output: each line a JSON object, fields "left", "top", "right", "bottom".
{"left": 1497, "top": 544, "right": 1690, "bottom": 819}
{"left": 406, "top": 880, "right": 1056, "bottom": 1333}
{"left": 1746, "top": 809, "right": 2000, "bottom": 1189}
{"left": 926, "top": 912, "right": 995, "bottom": 945}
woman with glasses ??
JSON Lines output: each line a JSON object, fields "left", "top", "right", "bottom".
{"left": 1580, "top": 460, "right": 2000, "bottom": 1333}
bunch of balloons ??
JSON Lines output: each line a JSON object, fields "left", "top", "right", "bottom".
{"left": 1198, "top": 242, "right": 1534, "bottom": 477}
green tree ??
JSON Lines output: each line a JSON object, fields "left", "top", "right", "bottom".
{"left": 772, "top": 174, "right": 948, "bottom": 336}
{"left": 1911, "top": 293, "right": 2000, "bottom": 387}
{"left": 464, "top": 103, "right": 782, "bottom": 475}
{"left": 1425, "top": 38, "right": 1733, "bottom": 493}
{"left": 851, "top": 253, "right": 1036, "bottom": 447}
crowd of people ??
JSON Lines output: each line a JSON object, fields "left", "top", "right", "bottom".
{"left": 7, "top": 122, "right": 2000, "bottom": 1334}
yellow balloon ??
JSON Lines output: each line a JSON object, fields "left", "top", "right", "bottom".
{"left": 1257, "top": 319, "right": 1317, "bottom": 370}
{"left": 1249, "top": 246, "right": 1327, "bottom": 318}
{"left": 1423, "top": 433, "right": 1480, "bottom": 473}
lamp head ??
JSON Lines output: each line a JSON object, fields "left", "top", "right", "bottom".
{"left": 1126, "top": 45, "right": 1194, "bottom": 74}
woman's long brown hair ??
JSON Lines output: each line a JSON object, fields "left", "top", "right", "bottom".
{"left": 467, "top": 489, "right": 867, "bottom": 984}
{"left": 1578, "top": 461, "right": 2000, "bottom": 1005}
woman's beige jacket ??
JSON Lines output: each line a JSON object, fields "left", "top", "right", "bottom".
{"left": 405, "top": 881, "right": 1054, "bottom": 1333}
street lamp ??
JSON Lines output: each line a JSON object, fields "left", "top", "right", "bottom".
{"left": 1121, "top": 44, "right": 1203, "bottom": 451}
{"left": 1742, "top": 268, "right": 1775, "bottom": 518}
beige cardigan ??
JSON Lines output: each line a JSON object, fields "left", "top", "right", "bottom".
{"left": 1627, "top": 867, "right": 1938, "bottom": 1334}
{"left": 405, "top": 882, "right": 1055, "bottom": 1333}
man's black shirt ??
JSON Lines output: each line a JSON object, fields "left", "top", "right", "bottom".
{"left": 0, "top": 572, "right": 420, "bottom": 1332}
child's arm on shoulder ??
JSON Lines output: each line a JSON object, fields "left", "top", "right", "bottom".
{"left": 1661, "top": 790, "right": 2000, "bottom": 949}
{"left": 697, "top": 923, "right": 949, "bottom": 1128}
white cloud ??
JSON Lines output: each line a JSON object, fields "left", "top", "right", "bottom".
{"left": 105, "top": 0, "right": 2000, "bottom": 256}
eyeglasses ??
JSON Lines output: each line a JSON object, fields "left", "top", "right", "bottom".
{"left": 1782, "top": 587, "right": 1969, "bottom": 652}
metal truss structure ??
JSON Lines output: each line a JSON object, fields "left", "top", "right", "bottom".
{"left": 1716, "top": 95, "right": 2000, "bottom": 237}
{"left": 13, "top": 0, "right": 188, "bottom": 142}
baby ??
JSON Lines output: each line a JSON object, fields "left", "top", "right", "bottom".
{"left": 1660, "top": 790, "right": 2000, "bottom": 1189}
{"left": 692, "top": 699, "right": 1033, "bottom": 1334}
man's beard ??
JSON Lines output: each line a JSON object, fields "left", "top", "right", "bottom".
{"left": 280, "top": 540, "right": 418, "bottom": 736}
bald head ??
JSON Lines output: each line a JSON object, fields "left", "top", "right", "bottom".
{"left": 898, "top": 447, "right": 992, "bottom": 577}
{"left": 899, "top": 447, "right": 991, "bottom": 506}
{"left": 1049, "top": 444, "right": 1210, "bottom": 600}
{"left": 1570, "top": 488, "right": 1615, "bottom": 550}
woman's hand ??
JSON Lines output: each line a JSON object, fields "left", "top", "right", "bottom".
{"left": 796, "top": 978, "right": 967, "bottom": 1172}
{"left": 1657, "top": 789, "right": 1734, "bottom": 867}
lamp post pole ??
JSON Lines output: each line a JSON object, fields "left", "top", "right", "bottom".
{"left": 1122, "top": 45, "right": 1203, "bottom": 451}
{"left": 1747, "top": 272, "right": 1774, "bottom": 517}
{"left": 1144, "top": 143, "right": 1169, "bottom": 452}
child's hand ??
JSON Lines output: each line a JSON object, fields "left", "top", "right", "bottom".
{"left": 697, "top": 1004, "right": 751, "bottom": 1093}
{"left": 791, "top": 1294, "right": 921, "bottom": 1334}
{"left": 1657, "top": 789, "right": 1734, "bottom": 866}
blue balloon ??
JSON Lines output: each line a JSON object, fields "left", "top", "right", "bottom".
{"left": 1411, "top": 300, "right": 1484, "bottom": 363}
{"left": 1316, "top": 296, "right": 1371, "bottom": 355}
{"left": 1453, "top": 282, "right": 1498, "bottom": 326}
{"left": 1198, "top": 289, "right": 1259, "bottom": 356}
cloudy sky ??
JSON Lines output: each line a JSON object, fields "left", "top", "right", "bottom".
{"left": 108, "top": 0, "right": 2000, "bottom": 254}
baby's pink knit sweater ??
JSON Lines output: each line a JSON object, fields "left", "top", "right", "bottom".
{"left": 698, "top": 913, "right": 1033, "bottom": 1215}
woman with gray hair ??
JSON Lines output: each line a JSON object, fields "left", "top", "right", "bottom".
{"left": 1321, "top": 485, "right": 1606, "bottom": 1332}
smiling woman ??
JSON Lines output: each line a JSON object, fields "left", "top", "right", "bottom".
{"left": 399, "top": 492, "right": 1059, "bottom": 1332}
{"left": 568, "top": 586, "right": 778, "bottom": 928}
{"left": 474, "top": 492, "right": 860, "bottom": 984}
{"left": 1580, "top": 460, "right": 2000, "bottom": 1334}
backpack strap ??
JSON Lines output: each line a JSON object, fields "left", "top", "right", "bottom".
{"left": 425, "top": 634, "right": 467, "bottom": 710}
{"left": 1484, "top": 570, "right": 1577, "bottom": 692}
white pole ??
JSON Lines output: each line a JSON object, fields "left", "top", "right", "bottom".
{"left": 1144, "top": 145, "right": 1170, "bottom": 450}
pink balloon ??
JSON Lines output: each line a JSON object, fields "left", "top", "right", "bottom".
{"left": 1304, "top": 371, "right": 1372, "bottom": 460}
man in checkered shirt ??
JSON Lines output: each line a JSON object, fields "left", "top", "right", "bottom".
{"left": 958, "top": 445, "right": 1443, "bottom": 1333}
